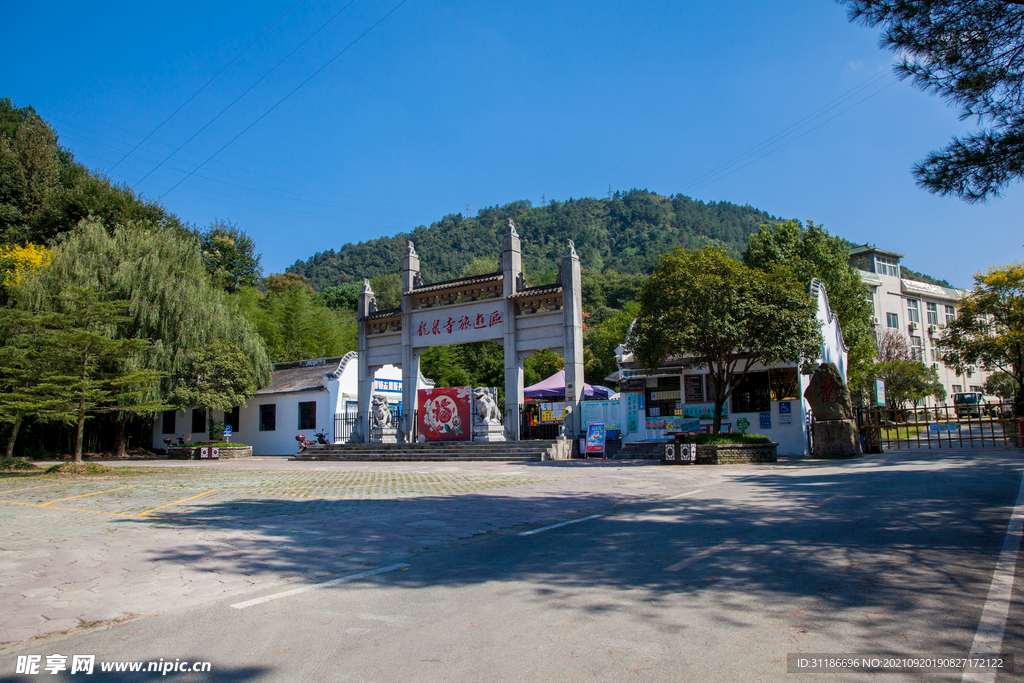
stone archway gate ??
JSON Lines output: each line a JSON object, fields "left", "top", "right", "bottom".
{"left": 353, "top": 222, "right": 584, "bottom": 443}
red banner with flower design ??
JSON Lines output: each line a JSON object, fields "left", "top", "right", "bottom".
{"left": 417, "top": 387, "right": 472, "bottom": 441}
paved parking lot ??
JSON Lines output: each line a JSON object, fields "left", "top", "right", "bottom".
{"left": 0, "top": 457, "right": 748, "bottom": 647}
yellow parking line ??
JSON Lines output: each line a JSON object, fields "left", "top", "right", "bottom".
{"left": 137, "top": 489, "right": 219, "bottom": 517}
{"left": 0, "top": 499, "right": 46, "bottom": 508}
{"left": 39, "top": 486, "right": 135, "bottom": 507}
{"left": 0, "top": 483, "right": 63, "bottom": 496}
{"left": 47, "top": 506, "right": 137, "bottom": 518}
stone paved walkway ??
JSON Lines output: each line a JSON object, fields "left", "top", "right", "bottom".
{"left": 0, "top": 457, "right": 762, "bottom": 648}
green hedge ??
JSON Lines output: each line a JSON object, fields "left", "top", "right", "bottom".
{"left": 679, "top": 433, "right": 772, "bottom": 445}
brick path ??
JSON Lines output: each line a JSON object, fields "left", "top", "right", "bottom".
{"left": 0, "top": 458, "right": 757, "bottom": 647}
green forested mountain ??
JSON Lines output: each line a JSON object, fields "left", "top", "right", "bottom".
{"left": 287, "top": 191, "right": 783, "bottom": 289}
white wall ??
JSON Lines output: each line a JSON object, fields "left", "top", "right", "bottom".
{"left": 151, "top": 360, "right": 420, "bottom": 455}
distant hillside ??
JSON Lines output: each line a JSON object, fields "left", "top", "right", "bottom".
{"left": 286, "top": 190, "right": 783, "bottom": 289}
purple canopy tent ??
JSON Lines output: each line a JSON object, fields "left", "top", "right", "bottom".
{"left": 523, "top": 370, "right": 614, "bottom": 400}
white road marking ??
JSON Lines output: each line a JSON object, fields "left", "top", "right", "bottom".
{"left": 518, "top": 514, "right": 602, "bottom": 536}
{"left": 230, "top": 563, "right": 409, "bottom": 610}
{"left": 665, "top": 489, "right": 704, "bottom": 499}
{"left": 961, "top": 470, "right": 1024, "bottom": 683}
{"left": 664, "top": 541, "right": 735, "bottom": 572}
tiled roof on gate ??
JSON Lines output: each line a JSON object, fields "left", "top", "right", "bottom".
{"left": 410, "top": 272, "right": 503, "bottom": 294}
{"left": 359, "top": 307, "right": 402, "bottom": 322}
{"left": 508, "top": 283, "right": 563, "bottom": 299}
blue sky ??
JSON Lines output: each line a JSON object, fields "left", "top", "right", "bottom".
{"left": 2, "top": 0, "right": 1019, "bottom": 288}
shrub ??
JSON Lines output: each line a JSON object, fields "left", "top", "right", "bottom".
{"left": 679, "top": 433, "right": 772, "bottom": 445}
{"left": 44, "top": 462, "right": 114, "bottom": 475}
{"left": 0, "top": 457, "right": 42, "bottom": 471}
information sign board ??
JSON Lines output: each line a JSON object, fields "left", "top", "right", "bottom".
{"left": 586, "top": 424, "right": 606, "bottom": 455}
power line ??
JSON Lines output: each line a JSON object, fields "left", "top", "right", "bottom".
{"left": 160, "top": 0, "right": 410, "bottom": 200}
{"left": 107, "top": 0, "right": 304, "bottom": 175}
{"left": 131, "top": 0, "right": 359, "bottom": 190}
{"left": 0, "top": 83, "right": 454, "bottom": 217}
{"left": 673, "top": 68, "right": 894, "bottom": 195}
{"left": 685, "top": 78, "right": 899, "bottom": 195}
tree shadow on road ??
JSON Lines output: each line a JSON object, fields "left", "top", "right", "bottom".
{"left": 114, "top": 449, "right": 1023, "bottom": 657}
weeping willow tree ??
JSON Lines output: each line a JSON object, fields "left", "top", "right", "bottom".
{"left": 24, "top": 218, "right": 271, "bottom": 455}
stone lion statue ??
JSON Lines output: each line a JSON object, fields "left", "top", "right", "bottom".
{"left": 473, "top": 387, "right": 502, "bottom": 425}
{"left": 371, "top": 395, "right": 393, "bottom": 429}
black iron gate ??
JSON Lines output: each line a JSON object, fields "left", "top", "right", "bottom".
{"left": 856, "top": 404, "right": 1019, "bottom": 451}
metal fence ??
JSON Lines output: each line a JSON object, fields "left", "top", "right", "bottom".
{"left": 333, "top": 404, "right": 406, "bottom": 443}
{"left": 856, "top": 404, "right": 1020, "bottom": 451}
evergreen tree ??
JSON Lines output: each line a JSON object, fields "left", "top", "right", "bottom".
{"left": 743, "top": 220, "right": 874, "bottom": 391}
{"left": 24, "top": 219, "right": 270, "bottom": 455}
{"left": 200, "top": 219, "right": 263, "bottom": 293}
{"left": 630, "top": 247, "right": 821, "bottom": 433}
{"left": 18, "top": 290, "right": 164, "bottom": 461}
{"left": 842, "top": 0, "right": 1024, "bottom": 201}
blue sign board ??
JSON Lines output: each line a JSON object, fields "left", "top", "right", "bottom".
{"left": 374, "top": 378, "right": 402, "bottom": 394}
{"left": 760, "top": 412, "right": 772, "bottom": 429}
{"left": 223, "top": 425, "right": 232, "bottom": 437}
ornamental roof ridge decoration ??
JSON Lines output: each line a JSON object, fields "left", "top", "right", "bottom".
{"left": 325, "top": 350, "right": 358, "bottom": 380}
{"left": 359, "top": 307, "right": 402, "bottom": 322}
{"left": 508, "top": 283, "right": 564, "bottom": 299}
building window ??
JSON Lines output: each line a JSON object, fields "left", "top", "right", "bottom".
{"left": 298, "top": 401, "right": 317, "bottom": 429}
{"left": 970, "top": 385, "right": 983, "bottom": 393}
{"left": 907, "top": 299, "right": 920, "bottom": 325}
{"left": 909, "top": 336, "right": 924, "bottom": 361}
{"left": 162, "top": 410, "right": 176, "bottom": 435}
{"left": 931, "top": 347, "right": 939, "bottom": 362}
{"left": 191, "top": 408, "right": 206, "bottom": 433}
{"left": 876, "top": 256, "right": 900, "bottom": 277}
{"left": 259, "top": 404, "right": 276, "bottom": 431}
{"left": 945, "top": 305, "right": 956, "bottom": 324}
{"left": 926, "top": 302, "right": 939, "bottom": 325}
{"left": 768, "top": 368, "right": 799, "bottom": 401}
{"left": 731, "top": 372, "right": 770, "bottom": 413}
{"left": 952, "top": 385, "right": 962, "bottom": 394}
{"left": 225, "top": 406, "right": 240, "bottom": 433}
{"left": 887, "top": 312, "right": 899, "bottom": 329}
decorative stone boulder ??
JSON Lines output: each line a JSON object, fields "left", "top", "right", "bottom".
{"left": 804, "top": 362, "right": 860, "bottom": 458}
{"left": 803, "top": 362, "right": 854, "bottom": 421}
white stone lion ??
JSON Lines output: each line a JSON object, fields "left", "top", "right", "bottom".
{"left": 473, "top": 387, "right": 502, "bottom": 425}
{"left": 371, "top": 395, "right": 393, "bottom": 429}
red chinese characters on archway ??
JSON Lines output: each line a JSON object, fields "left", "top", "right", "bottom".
{"left": 417, "top": 387, "right": 472, "bottom": 442}
{"left": 416, "top": 310, "right": 502, "bottom": 338}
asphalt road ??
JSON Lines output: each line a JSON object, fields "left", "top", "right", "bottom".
{"left": 3, "top": 448, "right": 1023, "bottom": 682}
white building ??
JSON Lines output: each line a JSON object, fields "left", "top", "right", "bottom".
{"left": 848, "top": 244, "right": 990, "bottom": 403}
{"left": 611, "top": 279, "right": 848, "bottom": 456}
{"left": 150, "top": 352, "right": 434, "bottom": 456}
